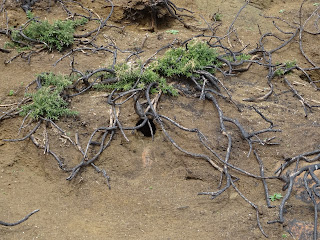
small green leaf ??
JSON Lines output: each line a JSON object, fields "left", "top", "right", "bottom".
{"left": 8, "top": 90, "right": 14, "bottom": 96}
{"left": 279, "top": 9, "right": 285, "bottom": 13}
{"left": 213, "top": 13, "right": 222, "bottom": 21}
{"left": 166, "top": 29, "right": 179, "bottom": 34}
{"left": 269, "top": 193, "right": 283, "bottom": 201}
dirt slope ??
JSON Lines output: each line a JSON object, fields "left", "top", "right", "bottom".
{"left": 1, "top": 0, "right": 320, "bottom": 239}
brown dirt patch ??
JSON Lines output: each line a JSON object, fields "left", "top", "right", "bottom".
{"left": 1, "top": 0, "right": 320, "bottom": 239}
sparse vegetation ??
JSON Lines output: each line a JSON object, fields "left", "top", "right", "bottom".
{"left": 4, "top": 41, "right": 15, "bottom": 49}
{"left": 274, "top": 60, "right": 297, "bottom": 76}
{"left": 94, "top": 41, "right": 221, "bottom": 95}
{"left": 224, "top": 54, "right": 251, "bottom": 62}
{"left": 212, "top": 12, "right": 222, "bottom": 21}
{"left": 8, "top": 90, "right": 14, "bottom": 96}
{"left": 269, "top": 193, "right": 283, "bottom": 202}
{"left": 284, "top": 60, "right": 297, "bottom": 69}
{"left": 1, "top": 1, "right": 320, "bottom": 239}
{"left": 165, "top": 29, "right": 179, "bottom": 34}
{"left": 274, "top": 68, "right": 285, "bottom": 76}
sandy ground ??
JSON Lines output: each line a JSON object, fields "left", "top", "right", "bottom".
{"left": 0, "top": 0, "right": 320, "bottom": 239}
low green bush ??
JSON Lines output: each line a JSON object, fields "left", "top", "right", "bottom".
{"left": 12, "top": 12, "right": 87, "bottom": 51}
{"left": 151, "top": 41, "right": 220, "bottom": 77}
{"left": 20, "top": 73, "right": 77, "bottom": 120}
{"left": 94, "top": 41, "right": 222, "bottom": 95}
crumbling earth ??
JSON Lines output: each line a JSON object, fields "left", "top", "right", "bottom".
{"left": 0, "top": 0, "right": 320, "bottom": 239}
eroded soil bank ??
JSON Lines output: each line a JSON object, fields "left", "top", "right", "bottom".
{"left": 1, "top": 0, "right": 320, "bottom": 239}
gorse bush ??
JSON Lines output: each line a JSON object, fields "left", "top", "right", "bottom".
{"left": 12, "top": 13, "right": 87, "bottom": 51}
{"left": 20, "top": 73, "right": 77, "bottom": 120}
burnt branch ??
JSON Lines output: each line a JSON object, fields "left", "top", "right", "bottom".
{"left": 0, "top": 209, "right": 39, "bottom": 226}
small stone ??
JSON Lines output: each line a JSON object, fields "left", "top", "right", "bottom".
{"left": 229, "top": 192, "right": 238, "bottom": 200}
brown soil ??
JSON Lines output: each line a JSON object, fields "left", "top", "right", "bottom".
{"left": 0, "top": 0, "right": 320, "bottom": 239}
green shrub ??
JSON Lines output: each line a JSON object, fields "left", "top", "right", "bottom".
{"left": 38, "top": 72, "right": 73, "bottom": 90}
{"left": 12, "top": 17, "right": 87, "bottom": 51}
{"left": 94, "top": 64, "right": 178, "bottom": 96}
{"left": 94, "top": 41, "right": 222, "bottom": 95}
{"left": 151, "top": 41, "right": 220, "bottom": 77}
{"left": 20, "top": 73, "right": 77, "bottom": 120}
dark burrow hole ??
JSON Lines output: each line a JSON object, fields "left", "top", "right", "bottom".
{"left": 136, "top": 118, "right": 156, "bottom": 137}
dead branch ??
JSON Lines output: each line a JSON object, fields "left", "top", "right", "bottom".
{"left": 0, "top": 209, "right": 39, "bottom": 226}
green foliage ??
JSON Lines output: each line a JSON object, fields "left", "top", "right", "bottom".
{"left": 20, "top": 73, "right": 77, "bottom": 120}
{"left": 166, "top": 29, "right": 179, "bottom": 34}
{"left": 20, "top": 87, "right": 76, "bottom": 120}
{"left": 8, "top": 90, "right": 14, "bottom": 96}
{"left": 39, "top": 72, "right": 73, "bottom": 90}
{"left": 26, "top": 10, "right": 34, "bottom": 20}
{"left": 269, "top": 193, "right": 283, "bottom": 202}
{"left": 5, "top": 38, "right": 32, "bottom": 52}
{"left": 152, "top": 41, "right": 220, "bottom": 78}
{"left": 285, "top": 60, "right": 296, "bottom": 69}
{"left": 94, "top": 64, "right": 178, "bottom": 96}
{"left": 274, "top": 60, "right": 296, "bottom": 76}
{"left": 4, "top": 41, "right": 15, "bottom": 49}
{"left": 224, "top": 54, "right": 251, "bottom": 62}
{"left": 212, "top": 13, "right": 222, "bottom": 21}
{"left": 274, "top": 69, "right": 285, "bottom": 76}
{"left": 13, "top": 17, "right": 87, "bottom": 51}
{"left": 94, "top": 41, "right": 222, "bottom": 95}
{"left": 94, "top": 64, "right": 139, "bottom": 91}
{"left": 17, "top": 46, "right": 32, "bottom": 52}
